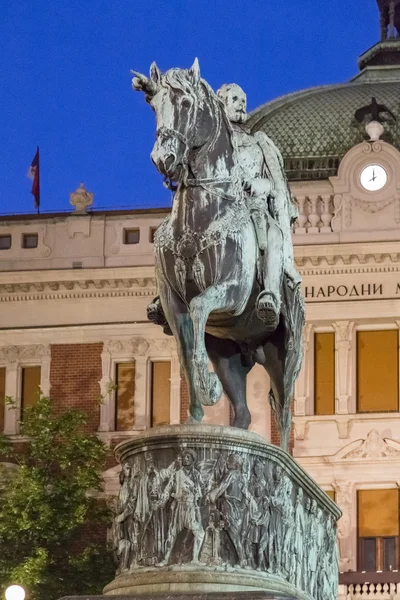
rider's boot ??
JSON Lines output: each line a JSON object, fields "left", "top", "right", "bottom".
{"left": 256, "top": 290, "right": 280, "bottom": 331}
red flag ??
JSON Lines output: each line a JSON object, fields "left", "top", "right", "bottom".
{"left": 28, "top": 147, "right": 40, "bottom": 211}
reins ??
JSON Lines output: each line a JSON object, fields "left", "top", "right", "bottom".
{"left": 163, "top": 84, "right": 238, "bottom": 201}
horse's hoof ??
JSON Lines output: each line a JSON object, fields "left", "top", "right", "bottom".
{"left": 199, "top": 372, "right": 222, "bottom": 406}
{"left": 185, "top": 415, "right": 202, "bottom": 425}
{"left": 232, "top": 409, "right": 251, "bottom": 429}
{"left": 209, "top": 372, "right": 223, "bottom": 405}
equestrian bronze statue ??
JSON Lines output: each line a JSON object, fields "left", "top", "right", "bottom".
{"left": 132, "top": 59, "right": 304, "bottom": 451}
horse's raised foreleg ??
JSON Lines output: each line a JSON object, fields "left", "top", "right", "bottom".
{"left": 189, "top": 284, "right": 236, "bottom": 407}
{"left": 205, "top": 334, "right": 252, "bottom": 428}
{"left": 158, "top": 281, "right": 204, "bottom": 423}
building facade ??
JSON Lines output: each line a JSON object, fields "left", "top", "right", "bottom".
{"left": 2, "top": 5, "right": 400, "bottom": 597}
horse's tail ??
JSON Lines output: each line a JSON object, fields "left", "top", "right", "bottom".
{"left": 270, "top": 281, "right": 305, "bottom": 452}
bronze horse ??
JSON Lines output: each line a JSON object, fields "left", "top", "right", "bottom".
{"left": 132, "top": 60, "right": 304, "bottom": 451}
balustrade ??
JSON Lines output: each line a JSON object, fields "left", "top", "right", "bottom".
{"left": 293, "top": 194, "right": 334, "bottom": 234}
{"left": 339, "top": 572, "right": 400, "bottom": 600}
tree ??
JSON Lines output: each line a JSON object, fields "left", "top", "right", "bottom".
{"left": 0, "top": 396, "right": 115, "bottom": 600}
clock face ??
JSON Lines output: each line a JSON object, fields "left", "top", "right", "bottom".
{"left": 360, "top": 164, "right": 387, "bottom": 191}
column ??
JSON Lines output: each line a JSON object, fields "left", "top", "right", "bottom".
{"left": 294, "top": 323, "right": 313, "bottom": 416}
{"left": 169, "top": 348, "right": 181, "bottom": 425}
{"left": 307, "top": 195, "right": 320, "bottom": 233}
{"left": 294, "top": 195, "right": 308, "bottom": 234}
{"left": 335, "top": 481, "right": 356, "bottom": 572}
{"left": 333, "top": 321, "right": 355, "bottom": 414}
{"left": 134, "top": 356, "right": 148, "bottom": 429}
{"left": 320, "top": 194, "right": 333, "bottom": 232}
{"left": 98, "top": 348, "right": 113, "bottom": 432}
{"left": 3, "top": 363, "right": 19, "bottom": 435}
{"left": 40, "top": 347, "right": 51, "bottom": 397}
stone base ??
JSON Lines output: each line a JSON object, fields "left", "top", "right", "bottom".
{"left": 108, "top": 425, "right": 340, "bottom": 600}
{"left": 62, "top": 593, "right": 297, "bottom": 600}
{"left": 103, "top": 566, "right": 310, "bottom": 597}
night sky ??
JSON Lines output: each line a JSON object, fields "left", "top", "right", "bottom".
{"left": 1, "top": 0, "right": 378, "bottom": 215}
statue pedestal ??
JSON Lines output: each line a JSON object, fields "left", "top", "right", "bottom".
{"left": 105, "top": 425, "right": 340, "bottom": 600}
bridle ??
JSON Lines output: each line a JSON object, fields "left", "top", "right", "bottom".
{"left": 155, "top": 85, "right": 238, "bottom": 200}
{"left": 155, "top": 126, "right": 191, "bottom": 191}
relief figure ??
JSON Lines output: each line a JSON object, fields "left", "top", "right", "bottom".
{"left": 268, "top": 464, "right": 285, "bottom": 573}
{"left": 245, "top": 458, "right": 270, "bottom": 569}
{"left": 208, "top": 453, "right": 251, "bottom": 568}
{"left": 113, "top": 463, "right": 137, "bottom": 572}
{"left": 289, "top": 488, "right": 305, "bottom": 589}
{"left": 159, "top": 449, "right": 205, "bottom": 566}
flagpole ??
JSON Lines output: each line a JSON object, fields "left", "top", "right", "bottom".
{"left": 28, "top": 146, "right": 40, "bottom": 214}
{"left": 36, "top": 146, "right": 40, "bottom": 215}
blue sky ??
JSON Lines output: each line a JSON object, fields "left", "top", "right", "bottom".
{"left": 1, "top": 0, "right": 377, "bottom": 215}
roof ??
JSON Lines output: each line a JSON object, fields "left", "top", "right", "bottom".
{"left": 247, "top": 78, "right": 400, "bottom": 181}
{"left": 0, "top": 206, "right": 170, "bottom": 222}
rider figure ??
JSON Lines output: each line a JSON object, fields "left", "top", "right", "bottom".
{"left": 217, "top": 83, "right": 301, "bottom": 329}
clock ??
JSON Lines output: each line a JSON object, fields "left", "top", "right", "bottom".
{"left": 360, "top": 164, "right": 387, "bottom": 191}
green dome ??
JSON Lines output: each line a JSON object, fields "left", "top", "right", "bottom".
{"left": 247, "top": 78, "right": 400, "bottom": 181}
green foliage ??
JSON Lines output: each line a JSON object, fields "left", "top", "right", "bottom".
{"left": 0, "top": 396, "right": 115, "bottom": 600}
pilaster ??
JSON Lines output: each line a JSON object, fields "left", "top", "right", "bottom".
{"left": 334, "top": 481, "right": 356, "bottom": 572}
{"left": 333, "top": 321, "right": 355, "bottom": 414}
{"left": 99, "top": 348, "right": 113, "bottom": 432}
{"left": 134, "top": 356, "right": 148, "bottom": 429}
{"left": 169, "top": 349, "right": 181, "bottom": 425}
{"left": 3, "top": 363, "right": 19, "bottom": 435}
{"left": 294, "top": 323, "right": 313, "bottom": 416}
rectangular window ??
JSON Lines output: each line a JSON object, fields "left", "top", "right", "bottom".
{"left": 314, "top": 332, "right": 335, "bottom": 415}
{"left": 0, "top": 235, "right": 11, "bottom": 250}
{"left": 151, "top": 361, "right": 171, "bottom": 427}
{"left": 357, "top": 330, "right": 398, "bottom": 412}
{"left": 115, "top": 362, "right": 135, "bottom": 431}
{"left": 0, "top": 368, "right": 5, "bottom": 432}
{"left": 21, "top": 366, "right": 41, "bottom": 419}
{"left": 149, "top": 227, "right": 158, "bottom": 243}
{"left": 123, "top": 228, "right": 140, "bottom": 245}
{"left": 325, "top": 490, "right": 336, "bottom": 502}
{"left": 22, "top": 233, "right": 38, "bottom": 249}
{"left": 358, "top": 489, "right": 399, "bottom": 571}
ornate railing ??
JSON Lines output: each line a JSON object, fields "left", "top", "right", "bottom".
{"left": 293, "top": 194, "right": 334, "bottom": 234}
{"left": 338, "top": 572, "right": 400, "bottom": 600}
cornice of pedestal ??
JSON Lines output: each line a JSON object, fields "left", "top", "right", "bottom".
{"left": 0, "top": 266, "right": 157, "bottom": 303}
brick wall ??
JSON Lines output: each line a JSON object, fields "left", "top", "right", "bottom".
{"left": 270, "top": 403, "right": 295, "bottom": 454}
{"left": 180, "top": 371, "right": 189, "bottom": 423}
{"left": 50, "top": 343, "right": 103, "bottom": 432}
{"left": 179, "top": 371, "right": 293, "bottom": 452}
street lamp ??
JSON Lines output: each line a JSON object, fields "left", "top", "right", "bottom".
{"left": 5, "top": 586, "right": 25, "bottom": 600}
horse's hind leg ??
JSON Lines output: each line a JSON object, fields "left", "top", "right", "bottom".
{"left": 158, "top": 281, "right": 204, "bottom": 423}
{"left": 206, "top": 334, "right": 252, "bottom": 428}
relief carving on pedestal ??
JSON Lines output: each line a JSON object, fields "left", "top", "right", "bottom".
{"left": 112, "top": 440, "right": 340, "bottom": 600}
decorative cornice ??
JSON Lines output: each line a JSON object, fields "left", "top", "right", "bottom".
{"left": 105, "top": 337, "right": 175, "bottom": 357}
{"left": 0, "top": 344, "right": 50, "bottom": 363}
{"left": 0, "top": 277, "right": 157, "bottom": 303}
{"left": 296, "top": 252, "right": 400, "bottom": 272}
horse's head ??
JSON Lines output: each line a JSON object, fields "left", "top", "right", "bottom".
{"left": 132, "top": 59, "right": 211, "bottom": 182}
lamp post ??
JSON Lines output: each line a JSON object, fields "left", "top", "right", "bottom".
{"left": 5, "top": 586, "right": 25, "bottom": 600}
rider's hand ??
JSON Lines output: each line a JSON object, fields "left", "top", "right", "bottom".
{"left": 246, "top": 178, "right": 271, "bottom": 198}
